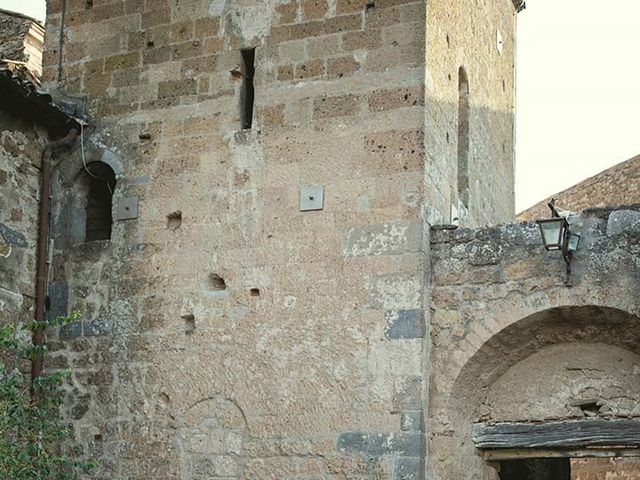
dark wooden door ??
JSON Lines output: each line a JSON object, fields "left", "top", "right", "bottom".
{"left": 499, "top": 458, "right": 570, "bottom": 480}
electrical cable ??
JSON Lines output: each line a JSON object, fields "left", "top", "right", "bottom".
{"left": 80, "top": 123, "right": 113, "bottom": 194}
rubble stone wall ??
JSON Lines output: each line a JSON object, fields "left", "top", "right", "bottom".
{"left": 0, "top": 111, "right": 44, "bottom": 326}
{"left": 0, "top": 9, "right": 34, "bottom": 61}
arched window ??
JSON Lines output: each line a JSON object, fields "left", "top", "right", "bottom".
{"left": 84, "top": 162, "right": 116, "bottom": 242}
{"left": 457, "top": 66, "right": 470, "bottom": 207}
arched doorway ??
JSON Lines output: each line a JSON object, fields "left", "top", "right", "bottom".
{"left": 433, "top": 306, "right": 640, "bottom": 479}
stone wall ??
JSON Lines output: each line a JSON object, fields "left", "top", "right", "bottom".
{"left": 41, "top": 0, "right": 436, "bottom": 477}
{"left": 35, "top": 0, "right": 519, "bottom": 477}
{"left": 0, "top": 9, "right": 44, "bottom": 78}
{"left": 425, "top": 0, "right": 516, "bottom": 226}
{"left": 429, "top": 207, "right": 640, "bottom": 479}
{"left": 0, "top": 9, "right": 33, "bottom": 61}
{"left": 0, "top": 110, "right": 43, "bottom": 325}
{"left": 518, "top": 154, "right": 640, "bottom": 220}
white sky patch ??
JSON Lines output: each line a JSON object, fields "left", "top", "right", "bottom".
{"left": 515, "top": 0, "right": 640, "bottom": 211}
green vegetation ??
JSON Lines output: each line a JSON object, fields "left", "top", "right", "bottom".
{"left": 0, "top": 313, "right": 94, "bottom": 479}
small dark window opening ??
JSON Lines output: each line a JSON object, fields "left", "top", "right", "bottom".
{"left": 499, "top": 458, "right": 570, "bottom": 480}
{"left": 457, "top": 66, "right": 470, "bottom": 208}
{"left": 85, "top": 162, "right": 116, "bottom": 242}
{"left": 240, "top": 48, "right": 256, "bottom": 130}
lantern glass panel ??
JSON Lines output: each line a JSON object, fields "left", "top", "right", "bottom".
{"left": 536, "top": 218, "right": 567, "bottom": 251}
{"left": 567, "top": 233, "right": 581, "bottom": 252}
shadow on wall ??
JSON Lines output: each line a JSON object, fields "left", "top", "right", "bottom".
{"left": 423, "top": 98, "right": 515, "bottom": 227}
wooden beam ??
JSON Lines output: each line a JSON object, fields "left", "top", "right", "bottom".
{"left": 473, "top": 420, "right": 640, "bottom": 449}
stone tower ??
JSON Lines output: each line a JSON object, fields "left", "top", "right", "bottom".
{"left": 37, "top": 0, "right": 518, "bottom": 477}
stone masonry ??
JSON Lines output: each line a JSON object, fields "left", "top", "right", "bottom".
{"left": 2, "top": 0, "right": 638, "bottom": 479}
{"left": 429, "top": 206, "right": 640, "bottom": 479}
{"left": 33, "top": 0, "right": 519, "bottom": 478}
{"left": 0, "top": 110, "right": 44, "bottom": 326}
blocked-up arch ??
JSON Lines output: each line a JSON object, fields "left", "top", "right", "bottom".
{"left": 439, "top": 306, "right": 640, "bottom": 479}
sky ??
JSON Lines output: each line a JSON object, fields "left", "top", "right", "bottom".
{"left": 3, "top": 0, "right": 640, "bottom": 212}
{"left": 515, "top": 0, "right": 640, "bottom": 211}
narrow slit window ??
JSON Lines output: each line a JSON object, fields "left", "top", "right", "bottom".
{"left": 240, "top": 48, "right": 256, "bottom": 130}
{"left": 84, "top": 162, "right": 116, "bottom": 242}
{"left": 457, "top": 66, "right": 470, "bottom": 208}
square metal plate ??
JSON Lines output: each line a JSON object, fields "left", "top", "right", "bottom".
{"left": 117, "top": 196, "right": 139, "bottom": 220}
{"left": 299, "top": 186, "right": 324, "bottom": 211}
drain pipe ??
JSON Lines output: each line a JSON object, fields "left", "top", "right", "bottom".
{"left": 31, "top": 128, "right": 78, "bottom": 401}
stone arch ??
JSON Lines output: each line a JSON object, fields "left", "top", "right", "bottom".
{"left": 175, "top": 394, "right": 248, "bottom": 479}
{"left": 66, "top": 161, "right": 117, "bottom": 244}
{"left": 57, "top": 144, "right": 124, "bottom": 246}
{"left": 435, "top": 306, "right": 640, "bottom": 479}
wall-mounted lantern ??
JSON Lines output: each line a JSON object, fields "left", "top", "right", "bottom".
{"left": 536, "top": 199, "right": 580, "bottom": 286}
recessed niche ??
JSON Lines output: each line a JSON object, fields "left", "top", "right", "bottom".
{"left": 250, "top": 288, "right": 260, "bottom": 297}
{"left": 208, "top": 273, "right": 227, "bottom": 291}
{"left": 167, "top": 211, "right": 182, "bottom": 229}
{"left": 181, "top": 314, "right": 195, "bottom": 334}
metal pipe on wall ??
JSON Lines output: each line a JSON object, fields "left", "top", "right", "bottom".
{"left": 31, "top": 127, "right": 78, "bottom": 401}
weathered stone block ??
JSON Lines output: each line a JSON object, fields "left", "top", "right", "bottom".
{"left": 366, "top": 273, "right": 421, "bottom": 310}
{"left": 0, "top": 223, "right": 27, "bottom": 247}
{"left": 295, "top": 58, "right": 325, "bottom": 79}
{"left": 328, "top": 55, "right": 359, "bottom": 78}
{"left": 607, "top": 210, "right": 640, "bottom": 236}
{"left": 394, "top": 375, "right": 422, "bottom": 409}
{"left": 343, "top": 221, "right": 421, "bottom": 257}
{"left": 337, "top": 432, "right": 422, "bottom": 457}
{"left": 400, "top": 410, "right": 423, "bottom": 431}
{"left": 466, "top": 239, "right": 504, "bottom": 266}
{"left": 313, "top": 94, "right": 359, "bottom": 118}
{"left": 47, "top": 281, "right": 69, "bottom": 319}
{"left": 158, "top": 78, "right": 197, "bottom": 98}
{"left": 83, "top": 319, "right": 114, "bottom": 336}
{"left": 396, "top": 456, "right": 422, "bottom": 480}
{"left": 384, "top": 309, "right": 424, "bottom": 339}
{"left": 368, "top": 85, "right": 424, "bottom": 112}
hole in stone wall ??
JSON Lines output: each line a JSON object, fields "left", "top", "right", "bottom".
{"left": 146, "top": 40, "right": 154, "bottom": 48}
{"left": 85, "top": 0, "right": 94, "bottom": 8}
{"left": 365, "top": 2, "right": 375, "bottom": 13}
{"left": 250, "top": 288, "right": 260, "bottom": 297}
{"left": 446, "top": 34, "right": 450, "bottom": 48}
{"left": 208, "top": 273, "right": 227, "bottom": 291}
{"left": 579, "top": 401, "right": 600, "bottom": 416}
{"left": 167, "top": 211, "right": 182, "bottom": 229}
{"left": 93, "top": 433, "right": 102, "bottom": 441}
{"left": 181, "top": 314, "right": 195, "bottom": 334}
{"left": 240, "top": 48, "right": 256, "bottom": 130}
